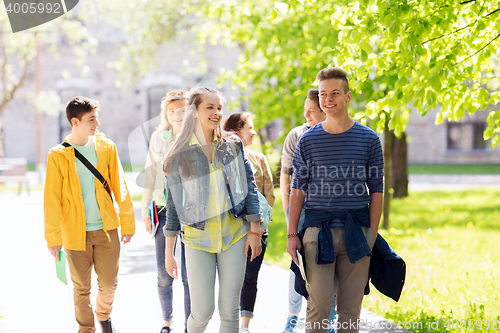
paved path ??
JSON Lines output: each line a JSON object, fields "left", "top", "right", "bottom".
{"left": 0, "top": 188, "right": 411, "bottom": 333}
{"left": 408, "top": 174, "right": 500, "bottom": 191}
{"left": 4, "top": 171, "right": 497, "bottom": 332}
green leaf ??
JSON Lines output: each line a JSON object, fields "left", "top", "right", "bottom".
{"left": 426, "top": 89, "right": 437, "bottom": 106}
{"left": 492, "top": 135, "right": 500, "bottom": 148}
{"left": 351, "top": 30, "right": 362, "bottom": 44}
{"left": 428, "top": 75, "right": 441, "bottom": 92}
{"left": 268, "top": 8, "right": 277, "bottom": 20}
{"left": 360, "top": 40, "right": 372, "bottom": 54}
{"left": 435, "top": 112, "right": 443, "bottom": 125}
{"left": 360, "top": 50, "right": 368, "bottom": 62}
{"left": 321, "top": 47, "right": 335, "bottom": 53}
{"left": 396, "top": 89, "right": 404, "bottom": 100}
{"left": 483, "top": 125, "right": 494, "bottom": 140}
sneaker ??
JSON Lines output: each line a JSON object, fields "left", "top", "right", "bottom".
{"left": 239, "top": 327, "right": 249, "bottom": 333}
{"left": 160, "top": 327, "right": 171, "bottom": 333}
{"left": 99, "top": 318, "right": 116, "bottom": 333}
{"left": 284, "top": 315, "right": 298, "bottom": 332}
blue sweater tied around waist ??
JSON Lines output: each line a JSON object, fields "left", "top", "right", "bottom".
{"left": 292, "top": 208, "right": 406, "bottom": 302}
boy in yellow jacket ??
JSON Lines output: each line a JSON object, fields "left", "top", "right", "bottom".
{"left": 44, "top": 96, "right": 135, "bottom": 333}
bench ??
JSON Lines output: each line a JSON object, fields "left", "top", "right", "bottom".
{"left": 0, "top": 158, "right": 30, "bottom": 196}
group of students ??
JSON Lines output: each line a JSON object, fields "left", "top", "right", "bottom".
{"left": 43, "top": 67, "right": 401, "bottom": 333}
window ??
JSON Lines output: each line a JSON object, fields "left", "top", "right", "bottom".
{"left": 148, "top": 86, "right": 169, "bottom": 121}
{"left": 58, "top": 88, "right": 89, "bottom": 142}
{"left": 447, "top": 122, "right": 488, "bottom": 151}
{"left": 147, "top": 85, "right": 172, "bottom": 137}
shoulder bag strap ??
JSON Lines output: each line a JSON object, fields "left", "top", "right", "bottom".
{"left": 61, "top": 142, "right": 113, "bottom": 201}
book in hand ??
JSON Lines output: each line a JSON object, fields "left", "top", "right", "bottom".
{"left": 55, "top": 250, "right": 67, "bottom": 285}
{"left": 296, "top": 250, "right": 307, "bottom": 283}
{"left": 149, "top": 200, "right": 160, "bottom": 238}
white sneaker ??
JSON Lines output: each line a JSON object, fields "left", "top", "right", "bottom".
{"left": 239, "top": 327, "right": 250, "bottom": 333}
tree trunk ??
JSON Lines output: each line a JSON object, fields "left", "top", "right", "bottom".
{"left": 383, "top": 120, "right": 393, "bottom": 230}
{"left": 392, "top": 131, "right": 409, "bottom": 198}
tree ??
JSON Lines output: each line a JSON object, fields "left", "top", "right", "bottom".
{"left": 88, "top": 0, "right": 500, "bottom": 227}
{"left": 0, "top": 9, "right": 96, "bottom": 158}
{"left": 196, "top": 0, "right": 500, "bottom": 228}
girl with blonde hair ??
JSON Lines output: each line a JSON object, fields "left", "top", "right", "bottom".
{"left": 141, "top": 90, "right": 191, "bottom": 333}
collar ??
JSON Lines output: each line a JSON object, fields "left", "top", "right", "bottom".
{"left": 189, "top": 133, "right": 218, "bottom": 147}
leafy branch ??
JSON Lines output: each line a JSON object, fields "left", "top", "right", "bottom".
{"left": 455, "top": 32, "right": 500, "bottom": 65}
{"left": 422, "top": 4, "right": 499, "bottom": 44}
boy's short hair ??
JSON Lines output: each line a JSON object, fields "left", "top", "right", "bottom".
{"left": 66, "top": 96, "right": 100, "bottom": 126}
{"left": 316, "top": 67, "right": 350, "bottom": 93}
{"left": 306, "top": 89, "right": 323, "bottom": 111}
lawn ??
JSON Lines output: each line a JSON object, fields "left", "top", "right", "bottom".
{"left": 363, "top": 189, "right": 500, "bottom": 332}
{"left": 266, "top": 188, "right": 500, "bottom": 332}
{"left": 25, "top": 163, "right": 500, "bottom": 174}
{"left": 408, "top": 164, "right": 500, "bottom": 175}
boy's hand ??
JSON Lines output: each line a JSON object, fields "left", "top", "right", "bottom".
{"left": 121, "top": 234, "right": 133, "bottom": 244}
{"left": 286, "top": 236, "right": 302, "bottom": 266}
{"left": 143, "top": 218, "right": 152, "bottom": 233}
{"left": 49, "top": 246, "right": 63, "bottom": 261}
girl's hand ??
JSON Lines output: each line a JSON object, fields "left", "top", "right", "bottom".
{"left": 165, "top": 253, "right": 179, "bottom": 279}
{"left": 245, "top": 233, "right": 262, "bottom": 261}
{"left": 144, "top": 218, "right": 152, "bottom": 234}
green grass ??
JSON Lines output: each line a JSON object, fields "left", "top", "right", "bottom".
{"left": 129, "top": 187, "right": 500, "bottom": 332}
{"left": 27, "top": 163, "right": 500, "bottom": 174}
{"left": 0, "top": 183, "right": 42, "bottom": 193}
{"left": 409, "top": 164, "right": 500, "bottom": 175}
{"left": 266, "top": 188, "right": 291, "bottom": 268}
{"left": 365, "top": 189, "right": 500, "bottom": 332}
{"left": 266, "top": 189, "right": 500, "bottom": 332}
{"left": 131, "top": 192, "right": 142, "bottom": 202}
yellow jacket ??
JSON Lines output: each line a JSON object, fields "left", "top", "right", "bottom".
{"left": 44, "top": 133, "right": 135, "bottom": 251}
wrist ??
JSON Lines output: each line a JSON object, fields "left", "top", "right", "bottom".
{"left": 287, "top": 232, "right": 299, "bottom": 238}
{"left": 249, "top": 231, "right": 261, "bottom": 237}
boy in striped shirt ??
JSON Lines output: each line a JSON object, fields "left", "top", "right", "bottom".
{"left": 286, "top": 68, "right": 384, "bottom": 333}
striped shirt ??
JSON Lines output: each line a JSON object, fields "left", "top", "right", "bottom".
{"left": 292, "top": 121, "right": 384, "bottom": 211}
{"left": 182, "top": 134, "right": 248, "bottom": 253}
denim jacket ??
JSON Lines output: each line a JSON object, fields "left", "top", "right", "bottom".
{"left": 164, "top": 135, "right": 262, "bottom": 236}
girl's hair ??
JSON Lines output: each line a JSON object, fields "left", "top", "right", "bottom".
{"left": 223, "top": 112, "right": 251, "bottom": 133}
{"left": 154, "top": 92, "right": 189, "bottom": 135}
{"left": 306, "top": 89, "right": 322, "bottom": 111}
{"left": 163, "top": 86, "right": 227, "bottom": 178}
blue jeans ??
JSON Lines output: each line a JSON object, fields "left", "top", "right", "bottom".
{"left": 155, "top": 208, "right": 191, "bottom": 326}
{"left": 184, "top": 236, "right": 247, "bottom": 333}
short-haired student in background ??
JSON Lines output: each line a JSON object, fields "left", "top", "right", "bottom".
{"left": 44, "top": 96, "right": 135, "bottom": 333}
{"left": 163, "top": 87, "right": 263, "bottom": 333}
{"left": 141, "top": 90, "right": 191, "bottom": 333}
{"left": 224, "top": 112, "right": 275, "bottom": 333}
{"left": 280, "top": 88, "right": 327, "bottom": 332}
{"left": 286, "top": 68, "right": 384, "bottom": 333}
